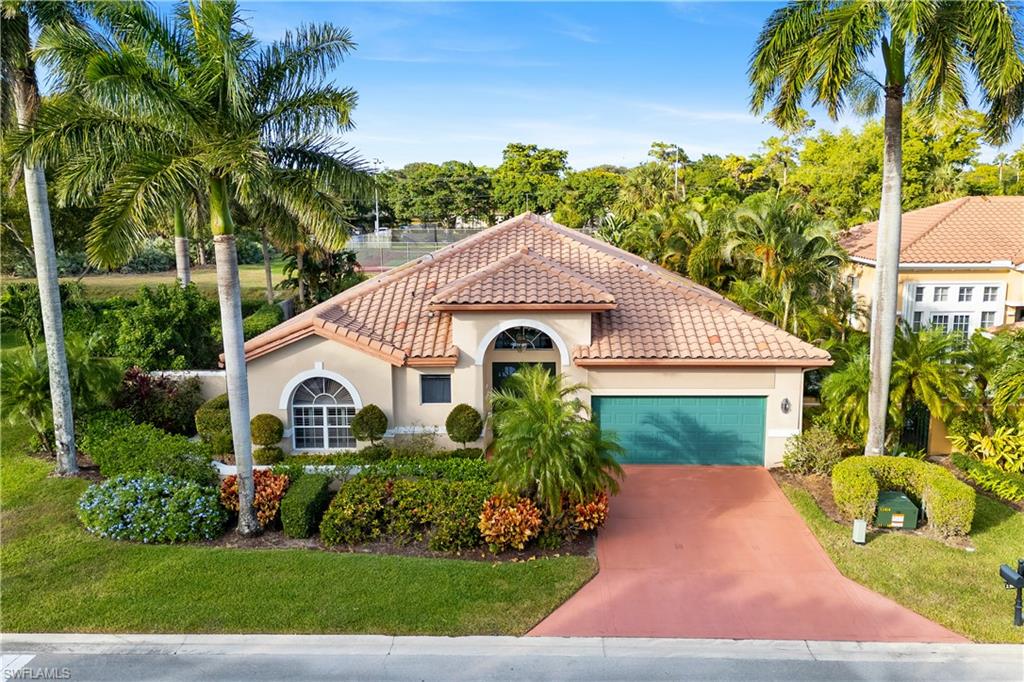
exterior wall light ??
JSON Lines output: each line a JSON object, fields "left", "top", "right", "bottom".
{"left": 781, "top": 398, "right": 792, "bottom": 414}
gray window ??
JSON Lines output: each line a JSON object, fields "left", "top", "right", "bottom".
{"left": 933, "top": 286, "right": 949, "bottom": 302}
{"left": 914, "top": 286, "right": 925, "bottom": 302}
{"left": 958, "top": 286, "right": 973, "bottom": 302}
{"left": 952, "top": 314, "right": 970, "bottom": 336}
{"left": 983, "top": 286, "right": 999, "bottom": 302}
{"left": 421, "top": 375, "right": 451, "bottom": 404}
{"left": 930, "top": 314, "right": 949, "bottom": 332}
{"left": 981, "top": 311, "right": 996, "bottom": 328}
{"left": 290, "top": 377, "right": 356, "bottom": 450}
{"left": 911, "top": 311, "right": 923, "bottom": 331}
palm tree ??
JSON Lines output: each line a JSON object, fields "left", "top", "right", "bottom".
{"left": 489, "top": 365, "right": 623, "bottom": 516}
{"left": 750, "top": 1, "right": 1024, "bottom": 456}
{"left": 22, "top": 0, "right": 369, "bottom": 535}
{"left": 724, "top": 195, "right": 844, "bottom": 333}
{"left": 994, "top": 151, "right": 1010, "bottom": 193}
{"left": 1, "top": 0, "right": 83, "bottom": 474}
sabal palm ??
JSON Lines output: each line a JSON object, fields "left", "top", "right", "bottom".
{"left": 21, "top": 0, "right": 370, "bottom": 534}
{"left": 750, "top": 0, "right": 1024, "bottom": 456}
{"left": 489, "top": 365, "right": 623, "bottom": 516}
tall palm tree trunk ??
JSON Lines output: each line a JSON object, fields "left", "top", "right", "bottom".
{"left": 11, "top": 34, "right": 77, "bottom": 474}
{"left": 209, "top": 176, "right": 259, "bottom": 536}
{"left": 296, "top": 247, "right": 306, "bottom": 307}
{"left": 865, "top": 86, "right": 904, "bottom": 456}
{"left": 173, "top": 204, "right": 191, "bottom": 286}
{"left": 260, "top": 225, "right": 274, "bottom": 305}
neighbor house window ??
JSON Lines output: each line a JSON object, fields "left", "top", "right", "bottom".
{"left": 420, "top": 375, "right": 451, "bottom": 404}
{"left": 911, "top": 311, "right": 923, "bottom": 331}
{"left": 958, "top": 286, "right": 973, "bottom": 302}
{"left": 933, "top": 286, "right": 949, "bottom": 302}
{"left": 290, "top": 377, "right": 356, "bottom": 450}
{"left": 914, "top": 286, "right": 925, "bottom": 302}
{"left": 952, "top": 314, "right": 970, "bottom": 337}
{"left": 930, "top": 314, "right": 949, "bottom": 332}
{"left": 983, "top": 286, "right": 999, "bottom": 302}
{"left": 980, "top": 311, "right": 996, "bottom": 328}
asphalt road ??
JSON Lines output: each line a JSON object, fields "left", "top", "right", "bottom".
{"left": 2, "top": 635, "right": 1022, "bottom": 682}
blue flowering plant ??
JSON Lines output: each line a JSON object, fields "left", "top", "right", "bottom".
{"left": 78, "top": 474, "right": 227, "bottom": 543}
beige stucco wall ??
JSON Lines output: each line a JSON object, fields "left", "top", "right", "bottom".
{"left": 244, "top": 311, "right": 811, "bottom": 465}
{"left": 846, "top": 263, "right": 1023, "bottom": 328}
{"left": 928, "top": 415, "right": 952, "bottom": 455}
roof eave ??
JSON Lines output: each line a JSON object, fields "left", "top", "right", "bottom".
{"left": 574, "top": 357, "right": 833, "bottom": 368}
{"left": 429, "top": 302, "right": 617, "bottom": 312}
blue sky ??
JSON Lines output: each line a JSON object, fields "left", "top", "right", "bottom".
{"left": 240, "top": 2, "right": 1020, "bottom": 170}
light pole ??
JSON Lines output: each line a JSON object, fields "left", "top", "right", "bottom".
{"left": 372, "top": 157, "right": 383, "bottom": 234}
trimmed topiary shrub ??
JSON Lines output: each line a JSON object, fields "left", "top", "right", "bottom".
{"left": 783, "top": 426, "right": 846, "bottom": 475}
{"left": 195, "top": 393, "right": 231, "bottom": 442}
{"left": 446, "top": 404, "right": 483, "bottom": 446}
{"left": 253, "top": 445, "right": 285, "bottom": 465}
{"left": 78, "top": 474, "right": 226, "bottom": 543}
{"left": 79, "top": 412, "right": 217, "bottom": 485}
{"left": 832, "top": 456, "right": 975, "bottom": 538}
{"left": 281, "top": 474, "right": 332, "bottom": 538}
{"left": 352, "top": 404, "right": 388, "bottom": 443}
{"left": 250, "top": 413, "right": 284, "bottom": 447}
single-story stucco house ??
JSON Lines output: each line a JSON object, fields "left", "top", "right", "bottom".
{"left": 240, "top": 213, "right": 832, "bottom": 466}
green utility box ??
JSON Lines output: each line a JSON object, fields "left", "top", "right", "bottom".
{"left": 875, "top": 491, "right": 919, "bottom": 530}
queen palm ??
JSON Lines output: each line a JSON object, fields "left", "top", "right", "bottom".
{"left": 22, "top": 0, "right": 369, "bottom": 534}
{"left": 1, "top": 0, "right": 84, "bottom": 474}
{"left": 750, "top": 0, "right": 1024, "bottom": 456}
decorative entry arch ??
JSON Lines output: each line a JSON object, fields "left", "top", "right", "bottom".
{"left": 473, "top": 318, "right": 571, "bottom": 367}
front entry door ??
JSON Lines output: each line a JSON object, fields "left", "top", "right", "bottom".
{"left": 491, "top": 362, "right": 556, "bottom": 392}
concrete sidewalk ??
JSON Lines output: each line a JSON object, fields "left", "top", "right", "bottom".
{"left": 4, "top": 634, "right": 1020, "bottom": 682}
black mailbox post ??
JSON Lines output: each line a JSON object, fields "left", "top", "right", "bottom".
{"left": 999, "top": 558, "right": 1024, "bottom": 627}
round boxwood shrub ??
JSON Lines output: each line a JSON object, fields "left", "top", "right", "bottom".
{"left": 831, "top": 456, "right": 975, "bottom": 538}
{"left": 446, "top": 404, "right": 483, "bottom": 446}
{"left": 195, "top": 393, "right": 231, "bottom": 442}
{"left": 78, "top": 474, "right": 227, "bottom": 543}
{"left": 352, "top": 404, "right": 387, "bottom": 443}
{"left": 250, "top": 413, "right": 284, "bottom": 447}
{"left": 253, "top": 445, "right": 285, "bottom": 465}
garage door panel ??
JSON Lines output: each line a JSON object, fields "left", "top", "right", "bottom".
{"left": 594, "top": 396, "right": 766, "bottom": 465}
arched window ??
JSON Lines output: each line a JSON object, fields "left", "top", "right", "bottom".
{"left": 493, "top": 326, "right": 554, "bottom": 350}
{"left": 290, "top": 377, "right": 356, "bottom": 450}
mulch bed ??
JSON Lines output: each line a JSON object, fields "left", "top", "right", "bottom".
{"left": 203, "top": 528, "right": 596, "bottom": 563}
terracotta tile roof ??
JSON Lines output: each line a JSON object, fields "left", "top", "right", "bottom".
{"left": 245, "top": 213, "right": 831, "bottom": 366}
{"left": 840, "top": 196, "right": 1024, "bottom": 266}
{"left": 429, "top": 247, "right": 616, "bottom": 310}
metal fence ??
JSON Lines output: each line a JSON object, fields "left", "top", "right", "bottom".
{"left": 352, "top": 242, "right": 453, "bottom": 271}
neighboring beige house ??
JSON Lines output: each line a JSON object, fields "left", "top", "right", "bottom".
{"left": 242, "top": 213, "right": 831, "bottom": 467}
{"left": 840, "top": 195, "right": 1024, "bottom": 454}
{"left": 841, "top": 196, "right": 1024, "bottom": 334}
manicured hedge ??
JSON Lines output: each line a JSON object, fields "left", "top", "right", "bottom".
{"left": 251, "top": 413, "right": 284, "bottom": 447}
{"left": 319, "top": 475, "right": 494, "bottom": 550}
{"left": 78, "top": 474, "right": 226, "bottom": 543}
{"left": 281, "top": 474, "right": 332, "bottom": 538}
{"left": 79, "top": 411, "right": 217, "bottom": 485}
{"left": 362, "top": 457, "right": 492, "bottom": 482}
{"left": 195, "top": 393, "right": 231, "bottom": 442}
{"left": 446, "top": 404, "right": 483, "bottom": 445}
{"left": 243, "top": 304, "right": 284, "bottom": 340}
{"left": 832, "top": 456, "right": 975, "bottom": 537}
{"left": 952, "top": 453, "right": 1024, "bottom": 503}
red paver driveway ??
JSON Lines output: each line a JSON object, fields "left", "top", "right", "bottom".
{"left": 531, "top": 466, "right": 964, "bottom": 642}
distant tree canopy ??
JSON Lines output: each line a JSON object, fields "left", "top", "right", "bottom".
{"left": 384, "top": 161, "right": 494, "bottom": 227}
{"left": 492, "top": 143, "right": 569, "bottom": 216}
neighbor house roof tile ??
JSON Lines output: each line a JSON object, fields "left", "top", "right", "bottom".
{"left": 244, "top": 213, "right": 831, "bottom": 366}
{"left": 839, "top": 196, "right": 1024, "bottom": 266}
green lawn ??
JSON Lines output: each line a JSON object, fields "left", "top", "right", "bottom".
{"left": 1, "top": 261, "right": 287, "bottom": 304}
{"left": 784, "top": 484, "right": 1024, "bottom": 643}
{"left": 0, "top": 422, "right": 596, "bottom": 635}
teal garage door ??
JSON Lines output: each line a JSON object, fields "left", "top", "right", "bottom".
{"left": 593, "top": 396, "right": 766, "bottom": 465}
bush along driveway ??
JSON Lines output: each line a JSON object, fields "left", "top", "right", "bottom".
{"left": 0, "top": 423, "right": 596, "bottom": 635}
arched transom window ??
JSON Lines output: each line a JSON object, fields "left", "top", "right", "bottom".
{"left": 290, "top": 377, "right": 356, "bottom": 450}
{"left": 493, "top": 326, "right": 554, "bottom": 351}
